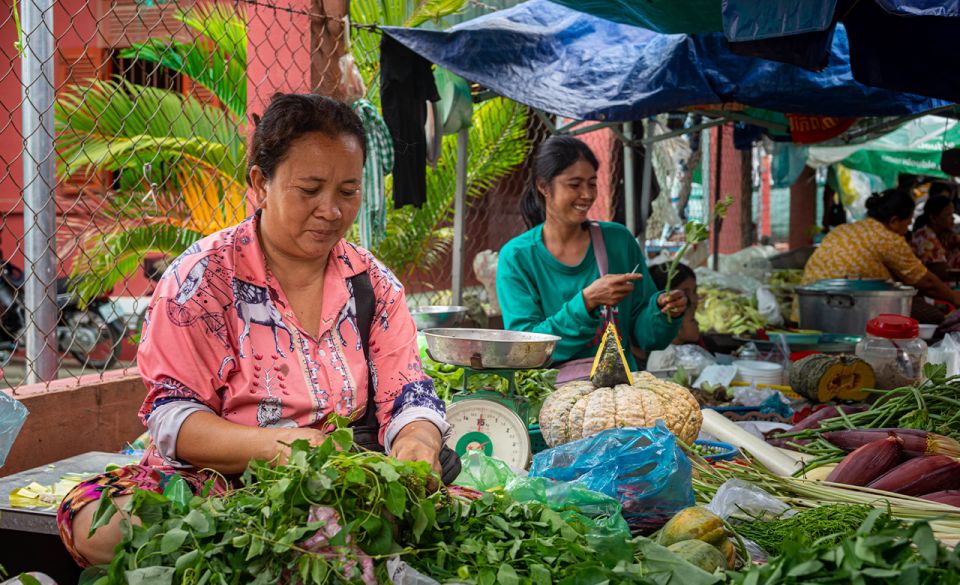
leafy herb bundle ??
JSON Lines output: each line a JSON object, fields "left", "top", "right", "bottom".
{"left": 82, "top": 425, "right": 725, "bottom": 585}
{"left": 730, "top": 511, "right": 960, "bottom": 584}
{"left": 86, "top": 427, "right": 442, "bottom": 585}
{"left": 733, "top": 504, "right": 881, "bottom": 556}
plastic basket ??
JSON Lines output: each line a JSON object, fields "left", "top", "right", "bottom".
{"left": 528, "top": 424, "right": 549, "bottom": 454}
{"left": 692, "top": 440, "right": 739, "bottom": 462}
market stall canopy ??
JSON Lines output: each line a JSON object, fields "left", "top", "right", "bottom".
{"left": 807, "top": 116, "right": 960, "bottom": 186}
{"left": 381, "top": 0, "right": 947, "bottom": 123}
{"left": 549, "top": 0, "right": 960, "bottom": 102}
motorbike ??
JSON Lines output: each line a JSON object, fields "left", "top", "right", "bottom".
{"left": 0, "top": 260, "right": 126, "bottom": 370}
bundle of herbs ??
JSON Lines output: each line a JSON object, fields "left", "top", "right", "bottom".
{"left": 691, "top": 456, "right": 960, "bottom": 547}
{"left": 732, "top": 504, "right": 881, "bottom": 557}
{"left": 84, "top": 425, "right": 441, "bottom": 585}
{"left": 729, "top": 511, "right": 960, "bottom": 584}
{"left": 82, "top": 422, "right": 722, "bottom": 585}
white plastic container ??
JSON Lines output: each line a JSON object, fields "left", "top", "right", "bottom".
{"left": 855, "top": 314, "right": 927, "bottom": 390}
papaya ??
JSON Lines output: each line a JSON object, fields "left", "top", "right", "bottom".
{"left": 667, "top": 539, "right": 727, "bottom": 573}
{"left": 718, "top": 538, "right": 737, "bottom": 569}
{"left": 658, "top": 506, "right": 726, "bottom": 548}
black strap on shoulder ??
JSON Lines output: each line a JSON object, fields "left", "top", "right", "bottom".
{"left": 348, "top": 272, "right": 382, "bottom": 452}
{"left": 347, "top": 271, "right": 461, "bottom": 483}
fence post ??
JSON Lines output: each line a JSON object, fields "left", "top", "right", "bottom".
{"left": 20, "top": 0, "right": 58, "bottom": 383}
{"left": 451, "top": 128, "right": 469, "bottom": 306}
{"left": 623, "top": 122, "right": 636, "bottom": 236}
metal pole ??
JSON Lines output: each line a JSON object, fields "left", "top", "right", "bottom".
{"left": 640, "top": 118, "right": 654, "bottom": 237}
{"left": 21, "top": 0, "right": 58, "bottom": 383}
{"left": 623, "top": 122, "right": 636, "bottom": 235}
{"left": 712, "top": 126, "right": 724, "bottom": 271}
{"left": 451, "top": 128, "right": 468, "bottom": 306}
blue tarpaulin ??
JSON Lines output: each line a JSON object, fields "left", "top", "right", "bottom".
{"left": 543, "top": 1, "right": 960, "bottom": 102}
{"left": 382, "top": 0, "right": 947, "bottom": 123}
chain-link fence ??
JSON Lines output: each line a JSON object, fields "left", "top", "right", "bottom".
{"left": 4, "top": 0, "right": 613, "bottom": 390}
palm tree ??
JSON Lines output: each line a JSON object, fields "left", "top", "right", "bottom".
{"left": 59, "top": 0, "right": 530, "bottom": 303}
{"left": 349, "top": 0, "right": 532, "bottom": 283}
{"left": 56, "top": 4, "right": 247, "bottom": 303}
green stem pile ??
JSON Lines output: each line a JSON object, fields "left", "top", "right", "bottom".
{"left": 780, "top": 365, "right": 960, "bottom": 456}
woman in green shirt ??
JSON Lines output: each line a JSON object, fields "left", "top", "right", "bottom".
{"left": 497, "top": 136, "right": 687, "bottom": 378}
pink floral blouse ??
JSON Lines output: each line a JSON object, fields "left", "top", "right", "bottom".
{"left": 136, "top": 214, "right": 447, "bottom": 468}
{"left": 910, "top": 225, "right": 960, "bottom": 270}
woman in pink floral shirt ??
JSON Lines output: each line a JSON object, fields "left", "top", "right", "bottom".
{"left": 910, "top": 195, "right": 960, "bottom": 280}
{"left": 57, "top": 94, "right": 452, "bottom": 567}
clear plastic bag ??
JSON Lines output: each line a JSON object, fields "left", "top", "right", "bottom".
{"left": 529, "top": 422, "right": 694, "bottom": 534}
{"left": 929, "top": 332, "right": 960, "bottom": 376}
{"left": 704, "top": 479, "right": 796, "bottom": 562}
{"left": 0, "top": 392, "right": 28, "bottom": 467}
{"left": 454, "top": 451, "right": 631, "bottom": 541}
{"left": 453, "top": 449, "right": 517, "bottom": 491}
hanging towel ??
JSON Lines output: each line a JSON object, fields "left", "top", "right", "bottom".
{"left": 380, "top": 34, "right": 439, "bottom": 208}
{"left": 353, "top": 99, "right": 393, "bottom": 249}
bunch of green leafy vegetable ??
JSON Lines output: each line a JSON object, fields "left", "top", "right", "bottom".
{"left": 407, "top": 492, "right": 723, "bottom": 585}
{"left": 85, "top": 425, "right": 443, "bottom": 585}
{"left": 729, "top": 511, "right": 960, "bottom": 584}
{"left": 733, "top": 504, "right": 882, "bottom": 557}
{"left": 80, "top": 419, "right": 729, "bottom": 585}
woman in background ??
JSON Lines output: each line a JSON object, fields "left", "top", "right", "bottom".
{"left": 496, "top": 136, "right": 687, "bottom": 380}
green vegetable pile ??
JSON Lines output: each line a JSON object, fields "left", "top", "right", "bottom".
{"left": 695, "top": 287, "right": 766, "bottom": 336}
{"left": 783, "top": 364, "right": 960, "bottom": 451}
{"left": 81, "top": 423, "right": 726, "bottom": 585}
{"left": 423, "top": 354, "right": 557, "bottom": 425}
{"left": 733, "top": 504, "right": 881, "bottom": 557}
{"left": 730, "top": 511, "right": 960, "bottom": 584}
{"left": 85, "top": 425, "right": 440, "bottom": 584}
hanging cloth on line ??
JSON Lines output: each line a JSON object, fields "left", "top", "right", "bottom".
{"left": 380, "top": 34, "right": 440, "bottom": 209}
{"left": 352, "top": 99, "right": 393, "bottom": 249}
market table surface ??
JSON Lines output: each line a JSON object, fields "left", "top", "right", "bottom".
{"left": 0, "top": 451, "right": 140, "bottom": 535}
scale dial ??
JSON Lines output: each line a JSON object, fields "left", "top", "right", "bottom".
{"left": 446, "top": 398, "right": 532, "bottom": 469}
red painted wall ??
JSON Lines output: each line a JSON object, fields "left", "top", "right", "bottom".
{"left": 709, "top": 125, "right": 752, "bottom": 254}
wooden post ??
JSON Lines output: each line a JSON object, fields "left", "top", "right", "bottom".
{"left": 311, "top": 0, "right": 349, "bottom": 100}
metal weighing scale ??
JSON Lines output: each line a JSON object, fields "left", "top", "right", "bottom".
{"left": 446, "top": 367, "right": 533, "bottom": 469}
{"left": 420, "top": 328, "right": 561, "bottom": 470}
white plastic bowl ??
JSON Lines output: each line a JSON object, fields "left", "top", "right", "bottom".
{"left": 918, "top": 324, "right": 937, "bottom": 341}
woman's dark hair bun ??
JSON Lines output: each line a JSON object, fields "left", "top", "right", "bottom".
{"left": 864, "top": 187, "right": 915, "bottom": 224}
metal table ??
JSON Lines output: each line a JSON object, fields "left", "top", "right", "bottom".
{"left": 0, "top": 452, "right": 139, "bottom": 535}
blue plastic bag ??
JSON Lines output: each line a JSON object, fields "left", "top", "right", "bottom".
{"left": 529, "top": 421, "right": 694, "bottom": 535}
{"left": 0, "top": 391, "right": 28, "bottom": 467}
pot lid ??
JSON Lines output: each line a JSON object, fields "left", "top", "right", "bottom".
{"left": 866, "top": 314, "right": 919, "bottom": 339}
{"left": 800, "top": 278, "right": 902, "bottom": 292}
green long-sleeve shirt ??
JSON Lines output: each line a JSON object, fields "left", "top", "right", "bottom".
{"left": 496, "top": 222, "right": 679, "bottom": 370}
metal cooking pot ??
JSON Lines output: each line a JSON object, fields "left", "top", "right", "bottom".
{"left": 796, "top": 279, "right": 915, "bottom": 336}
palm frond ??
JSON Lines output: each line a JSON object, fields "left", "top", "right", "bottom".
{"left": 371, "top": 98, "right": 530, "bottom": 279}
{"left": 55, "top": 79, "right": 245, "bottom": 185}
{"left": 69, "top": 223, "right": 204, "bottom": 305}
{"left": 120, "top": 4, "right": 247, "bottom": 117}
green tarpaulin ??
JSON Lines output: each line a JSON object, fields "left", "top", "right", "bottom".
{"left": 807, "top": 116, "right": 960, "bottom": 187}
